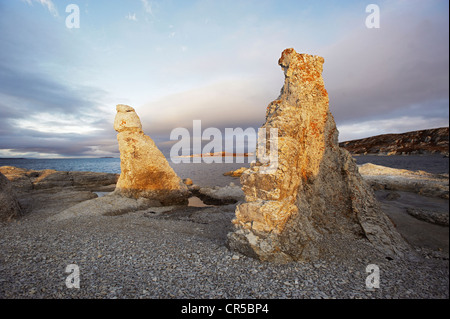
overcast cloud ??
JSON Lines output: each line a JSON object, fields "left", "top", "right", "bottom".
{"left": 0, "top": 0, "right": 448, "bottom": 158}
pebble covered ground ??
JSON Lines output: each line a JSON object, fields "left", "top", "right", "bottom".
{"left": 0, "top": 202, "right": 448, "bottom": 299}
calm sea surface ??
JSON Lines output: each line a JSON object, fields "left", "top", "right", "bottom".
{"left": 0, "top": 155, "right": 448, "bottom": 187}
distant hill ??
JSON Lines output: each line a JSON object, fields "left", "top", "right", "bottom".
{"left": 339, "top": 127, "right": 449, "bottom": 156}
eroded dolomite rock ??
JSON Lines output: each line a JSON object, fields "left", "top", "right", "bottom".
{"left": 226, "top": 48, "right": 409, "bottom": 262}
{"left": 0, "top": 172, "right": 22, "bottom": 222}
{"left": 113, "top": 104, "right": 189, "bottom": 205}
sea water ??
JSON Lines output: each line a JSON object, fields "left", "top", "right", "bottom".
{"left": 0, "top": 157, "right": 250, "bottom": 187}
{"left": 0, "top": 154, "right": 448, "bottom": 187}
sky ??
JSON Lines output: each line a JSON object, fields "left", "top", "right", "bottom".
{"left": 0, "top": 0, "right": 448, "bottom": 158}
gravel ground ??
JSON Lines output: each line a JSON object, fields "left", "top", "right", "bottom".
{"left": 0, "top": 195, "right": 448, "bottom": 300}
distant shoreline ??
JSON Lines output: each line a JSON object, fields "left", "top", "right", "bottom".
{"left": 1, "top": 154, "right": 448, "bottom": 177}
{"left": 176, "top": 152, "right": 254, "bottom": 158}
{"left": 1, "top": 153, "right": 447, "bottom": 160}
{"left": 340, "top": 127, "right": 449, "bottom": 156}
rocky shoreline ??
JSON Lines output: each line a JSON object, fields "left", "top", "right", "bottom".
{"left": 225, "top": 163, "right": 449, "bottom": 200}
{"left": 0, "top": 163, "right": 448, "bottom": 299}
{"left": 339, "top": 127, "right": 449, "bottom": 156}
{"left": 0, "top": 49, "right": 448, "bottom": 299}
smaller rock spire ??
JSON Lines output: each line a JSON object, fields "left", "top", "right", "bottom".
{"left": 113, "top": 105, "right": 189, "bottom": 205}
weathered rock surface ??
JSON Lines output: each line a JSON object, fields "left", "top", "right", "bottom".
{"left": 339, "top": 127, "right": 449, "bottom": 156}
{"left": 227, "top": 48, "right": 410, "bottom": 262}
{"left": 48, "top": 194, "right": 163, "bottom": 221}
{"left": 406, "top": 207, "right": 449, "bottom": 226}
{"left": 197, "top": 183, "right": 244, "bottom": 205}
{"left": 0, "top": 166, "right": 119, "bottom": 192}
{"left": 0, "top": 172, "right": 22, "bottom": 222}
{"left": 113, "top": 104, "right": 189, "bottom": 205}
{"left": 223, "top": 167, "right": 248, "bottom": 178}
{"left": 0, "top": 166, "right": 119, "bottom": 220}
{"left": 359, "top": 163, "right": 449, "bottom": 199}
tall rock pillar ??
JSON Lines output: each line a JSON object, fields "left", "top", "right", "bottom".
{"left": 227, "top": 49, "right": 409, "bottom": 262}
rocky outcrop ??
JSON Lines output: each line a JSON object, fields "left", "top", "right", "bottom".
{"left": 0, "top": 172, "right": 22, "bottom": 222}
{"left": 223, "top": 167, "right": 248, "bottom": 178}
{"left": 406, "top": 207, "right": 449, "bottom": 227}
{"left": 227, "top": 48, "right": 410, "bottom": 262}
{"left": 48, "top": 195, "right": 163, "bottom": 221}
{"left": 339, "top": 127, "right": 449, "bottom": 156}
{"left": 0, "top": 166, "right": 118, "bottom": 219}
{"left": 359, "top": 163, "right": 449, "bottom": 199}
{"left": 0, "top": 166, "right": 119, "bottom": 192}
{"left": 196, "top": 183, "right": 244, "bottom": 205}
{"left": 113, "top": 104, "right": 189, "bottom": 205}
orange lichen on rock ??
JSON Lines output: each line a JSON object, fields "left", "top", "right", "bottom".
{"left": 227, "top": 48, "right": 409, "bottom": 263}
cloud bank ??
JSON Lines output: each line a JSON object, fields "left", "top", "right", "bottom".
{"left": 0, "top": 0, "right": 448, "bottom": 158}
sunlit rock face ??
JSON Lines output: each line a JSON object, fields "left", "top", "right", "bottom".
{"left": 113, "top": 104, "right": 189, "bottom": 205}
{"left": 227, "top": 48, "right": 409, "bottom": 262}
